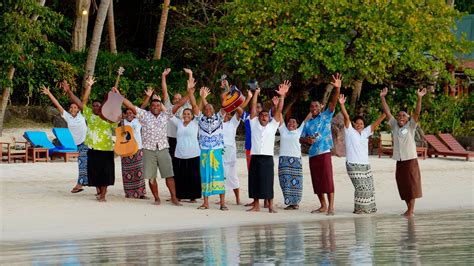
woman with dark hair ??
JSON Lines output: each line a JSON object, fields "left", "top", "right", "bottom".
{"left": 169, "top": 78, "right": 202, "bottom": 202}
{"left": 339, "top": 94, "right": 385, "bottom": 214}
{"left": 41, "top": 84, "right": 88, "bottom": 194}
{"left": 278, "top": 113, "right": 311, "bottom": 210}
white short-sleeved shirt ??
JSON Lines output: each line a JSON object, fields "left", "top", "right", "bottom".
{"left": 223, "top": 114, "right": 240, "bottom": 148}
{"left": 279, "top": 122, "right": 305, "bottom": 158}
{"left": 124, "top": 118, "right": 143, "bottom": 150}
{"left": 62, "top": 111, "right": 87, "bottom": 145}
{"left": 344, "top": 124, "right": 373, "bottom": 164}
{"left": 171, "top": 116, "right": 200, "bottom": 159}
{"left": 389, "top": 117, "right": 418, "bottom": 161}
{"left": 250, "top": 117, "right": 279, "bottom": 156}
{"left": 165, "top": 98, "right": 192, "bottom": 138}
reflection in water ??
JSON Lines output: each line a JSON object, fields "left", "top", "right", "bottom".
{"left": 1, "top": 211, "right": 472, "bottom": 265}
{"left": 349, "top": 217, "right": 376, "bottom": 265}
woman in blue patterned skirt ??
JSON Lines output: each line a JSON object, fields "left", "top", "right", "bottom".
{"left": 278, "top": 112, "right": 311, "bottom": 210}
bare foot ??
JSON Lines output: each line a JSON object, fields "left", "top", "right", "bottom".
{"left": 246, "top": 206, "right": 260, "bottom": 212}
{"left": 153, "top": 198, "right": 161, "bottom": 205}
{"left": 244, "top": 202, "right": 255, "bottom": 207}
{"left": 97, "top": 198, "right": 106, "bottom": 202}
{"left": 197, "top": 205, "right": 209, "bottom": 210}
{"left": 326, "top": 209, "right": 335, "bottom": 216}
{"left": 236, "top": 201, "right": 241, "bottom": 205}
{"left": 402, "top": 211, "right": 414, "bottom": 217}
{"left": 269, "top": 208, "right": 278, "bottom": 213}
{"left": 311, "top": 207, "right": 327, "bottom": 214}
{"left": 171, "top": 198, "right": 182, "bottom": 206}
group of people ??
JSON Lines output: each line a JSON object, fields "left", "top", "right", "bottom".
{"left": 42, "top": 69, "right": 426, "bottom": 217}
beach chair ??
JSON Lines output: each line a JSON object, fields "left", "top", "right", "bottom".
{"left": 378, "top": 132, "right": 393, "bottom": 158}
{"left": 438, "top": 133, "right": 473, "bottom": 160}
{"left": 0, "top": 136, "right": 27, "bottom": 163}
{"left": 424, "top": 135, "right": 472, "bottom": 161}
{"left": 51, "top": 128, "right": 79, "bottom": 162}
{"left": 23, "top": 131, "right": 77, "bottom": 163}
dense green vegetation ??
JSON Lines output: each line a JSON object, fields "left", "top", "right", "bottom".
{"left": 0, "top": 0, "right": 472, "bottom": 136}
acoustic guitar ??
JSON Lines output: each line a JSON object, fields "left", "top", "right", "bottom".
{"left": 100, "top": 67, "right": 125, "bottom": 123}
{"left": 221, "top": 77, "right": 245, "bottom": 113}
{"left": 114, "top": 120, "right": 139, "bottom": 157}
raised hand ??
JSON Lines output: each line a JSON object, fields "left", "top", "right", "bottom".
{"left": 338, "top": 94, "right": 346, "bottom": 104}
{"left": 111, "top": 86, "right": 120, "bottom": 94}
{"left": 330, "top": 73, "right": 342, "bottom": 88}
{"left": 59, "top": 80, "right": 70, "bottom": 92}
{"left": 145, "top": 87, "right": 154, "bottom": 97}
{"left": 380, "top": 87, "right": 388, "bottom": 97}
{"left": 247, "top": 90, "right": 253, "bottom": 99}
{"left": 275, "top": 80, "right": 291, "bottom": 96}
{"left": 40, "top": 85, "right": 50, "bottom": 95}
{"left": 200, "top": 87, "right": 210, "bottom": 98}
{"left": 162, "top": 68, "right": 171, "bottom": 76}
{"left": 417, "top": 87, "right": 427, "bottom": 97}
{"left": 187, "top": 77, "right": 196, "bottom": 93}
{"left": 183, "top": 68, "right": 192, "bottom": 76}
{"left": 85, "top": 76, "right": 96, "bottom": 88}
{"left": 254, "top": 88, "right": 261, "bottom": 96}
{"left": 272, "top": 96, "right": 279, "bottom": 106}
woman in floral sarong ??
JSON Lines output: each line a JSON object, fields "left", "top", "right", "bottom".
{"left": 196, "top": 86, "right": 228, "bottom": 210}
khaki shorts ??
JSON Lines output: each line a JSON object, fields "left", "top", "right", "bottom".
{"left": 143, "top": 148, "right": 174, "bottom": 179}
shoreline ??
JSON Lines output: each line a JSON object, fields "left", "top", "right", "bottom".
{"left": 1, "top": 155, "right": 473, "bottom": 242}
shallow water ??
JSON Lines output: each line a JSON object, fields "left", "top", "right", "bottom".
{"left": 1, "top": 211, "right": 473, "bottom": 265}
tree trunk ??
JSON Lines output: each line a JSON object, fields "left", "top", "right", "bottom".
{"left": 447, "top": 0, "right": 454, "bottom": 6}
{"left": 72, "top": 0, "right": 91, "bottom": 52}
{"left": 107, "top": 0, "right": 117, "bottom": 54}
{"left": 350, "top": 80, "right": 363, "bottom": 113}
{"left": 0, "top": 67, "right": 16, "bottom": 136}
{"left": 82, "top": 0, "right": 111, "bottom": 88}
{"left": 153, "top": 0, "right": 171, "bottom": 60}
{"left": 321, "top": 84, "right": 334, "bottom": 108}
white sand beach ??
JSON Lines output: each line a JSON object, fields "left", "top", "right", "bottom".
{"left": 1, "top": 129, "right": 473, "bottom": 242}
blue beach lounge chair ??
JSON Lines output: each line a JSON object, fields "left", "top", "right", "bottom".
{"left": 23, "top": 131, "right": 78, "bottom": 162}
{"left": 51, "top": 128, "right": 79, "bottom": 162}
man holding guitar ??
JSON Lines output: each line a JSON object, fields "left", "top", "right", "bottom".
{"left": 120, "top": 85, "right": 188, "bottom": 206}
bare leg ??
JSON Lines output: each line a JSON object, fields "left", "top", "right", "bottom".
{"left": 198, "top": 196, "right": 209, "bottom": 209}
{"left": 264, "top": 199, "right": 269, "bottom": 208}
{"left": 404, "top": 199, "right": 415, "bottom": 217}
{"left": 327, "top": 192, "right": 335, "bottom": 215}
{"left": 247, "top": 199, "right": 260, "bottom": 212}
{"left": 98, "top": 186, "right": 107, "bottom": 202}
{"left": 165, "top": 177, "right": 182, "bottom": 206}
{"left": 233, "top": 188, "right": 241, "bottom": 205}
{"left": 268, "top": 199, "right": 277, "bottom": 213}
{"left": 219, "top": 194, "right": 228, "bottom": 210}
{"left": 149, "top": 179, "right": 160, "bottom": 204}
{"left": 311, "top": 193, "right": 328, "bottom": 213}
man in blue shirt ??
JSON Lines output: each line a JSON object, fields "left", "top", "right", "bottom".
{"left": 301, "top": 73, "right": 342, "bottom": 216}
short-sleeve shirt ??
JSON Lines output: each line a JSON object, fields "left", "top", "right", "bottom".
{"left": 135, "top": 107, "right": 173, "bottom": 151}
{"left": 302, "top": 108, "right": 334, "bottom": 157}
{"left": 223, "top": 114, "right": 240, "bottom": 148}
{"left": 82, "top": 106, "right": 115, "bottom": 151}
{"left": 123, "top": 118, "right": 143, "bottom": 150}
{"left": 165, "top": 98, "right": 192, "bottom": 138}
{"left": 198, "top": 112, "right": 224, "bottom": 150}
{"left": 344, "top": 124, "right": 373, "bottom": 164}
{"left": 250, "top": 117, "right": 279, "bottom": 156}
{"left": 279, "top": 122, "right": 305, "bottom": 158}
{"left": 62, "top": 111, "right": 87, "bottom": 145}
{"left": 389, "top": 117, "right": 417, "bottom": 161}
{"left": 171, "top": 116, "right": 200, "bottom": 159}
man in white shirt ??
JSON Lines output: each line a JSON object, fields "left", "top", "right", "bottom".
{"left": 247, "top": 81, "right": 290, "bottom": 213}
